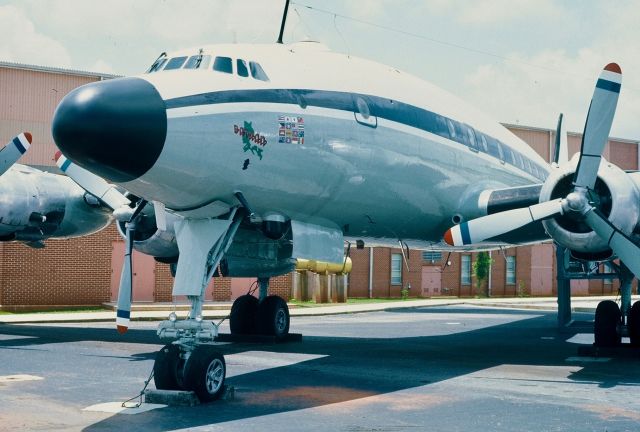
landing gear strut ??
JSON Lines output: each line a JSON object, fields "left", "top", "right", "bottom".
{"left": 153, "top": 208, "right": 243, "bottom": 402}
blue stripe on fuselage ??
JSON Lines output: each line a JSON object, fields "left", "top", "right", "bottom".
{"left": 165, "top": 88, "right": 548, "bottom": 182}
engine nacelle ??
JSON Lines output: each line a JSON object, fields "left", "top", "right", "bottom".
{"left": 540, "top": 155, "right": 640, "bottom": 259}
{"left": 0, "top": 166, "right": 112, "bottom": 244}
{"left": 116, "top": 202, "right": 179, "bottom": 259}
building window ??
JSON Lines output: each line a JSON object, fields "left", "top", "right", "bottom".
{"left": 506, "top": 256, "right": 516, "bottom": 285}
{"left": 391, "top": 254, "right": 402, "bottom": 285}
{"left": 422, "top": 251, "right": 442, "bottom": 262}
{"left": 603, "top": 263, "right": 613, "bottom": 285}
{"left": 461, "top": 255, "right": 471, "bottom": 285}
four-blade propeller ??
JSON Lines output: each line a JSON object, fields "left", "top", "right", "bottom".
{"left": 443, "top": 63, "right": 638, "bottom": 276}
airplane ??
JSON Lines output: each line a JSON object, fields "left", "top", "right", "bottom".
{"left": 48, "top": 9, "right": 639, "bottom": 402}
{"left": 0, "top": 132, "right": 115, "bottom": 247}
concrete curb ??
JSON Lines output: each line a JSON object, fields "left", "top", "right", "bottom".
{"left": 1, "top": 296, "right": 636, "bottom": 324}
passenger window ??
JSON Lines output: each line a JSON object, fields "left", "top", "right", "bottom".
{"left": 516, "top": 152, "right": 525, "bottom": 169}
{"left": 466, "top": 126, "right": 477, "bottom": 150}
{"left": 446, "top": 119, "right": 456, "bottom": 139}
{"left": 237, "top": 59, "right": 249, "bottom": 77}
{"left": 486, "top": 137, "right": 500, "bottom": 158}
{"left": 163, "top": 56, "right": 188, "bottom": 71}
{"left": 213, "top": 57, "right": 233, "bottom": 74}
{"left": 479, "top": 134, "right": 489, "bottom": 152}
{"left": 496, "top": 141, "right": 505, "bottom": 161}
{"left": 249, "top": 61, "right": 269, "bottom": 81}
{"left": 184, "top": 54, "right": 211, "bottom": 69}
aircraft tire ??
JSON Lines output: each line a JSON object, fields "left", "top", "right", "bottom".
{"left": 594, "top": 300, "right": 622, "bottom": 347}
{"left": 628, "top": 301, "right": 640, "bottom": 347}
{"left": 184, "top": 346, "right": 226, "bottom": 403}
{"left": 230, "top": 294, "right": 259, "bottom": 335}
{"left": 257, "top": 295, "right": 290, "bottom": 340}
{"left": 154, "top": 344, "right": 182, "bottom": 390}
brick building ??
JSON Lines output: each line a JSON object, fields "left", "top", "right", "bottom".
{"left": 0, "top": 61, "right": 638, "bottom": 309}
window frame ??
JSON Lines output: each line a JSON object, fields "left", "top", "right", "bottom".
{"left": 236, "top": 59, "right": 249, "bottom": 77}
{"left": 213, "top": 56, "right": 234, "bottom": 74}
{"left": 506, "top": 256, "right": 516, "bottom": 285}
{"left": 461, "top": 255, "right": 471, "bottom": 285}
{"left": 391, "top": 253, "right": 403, "bottom": 285}
{"left": 163, "top": 56, "right": 188, "bottom": 71}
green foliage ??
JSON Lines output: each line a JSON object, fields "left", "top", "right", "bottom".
{"left": 400, "top": 287, "right": 410, "bottom": 300}
{"left": 473, "top": 252, "right": 493, "bottom": 296}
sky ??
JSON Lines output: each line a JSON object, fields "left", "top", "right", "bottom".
{"left": 0, "top": 0, "right": 639, "bottom": 139}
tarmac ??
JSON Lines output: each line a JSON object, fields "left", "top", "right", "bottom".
{"left": 1, "top": 294, "right": 638, "bottom": 324}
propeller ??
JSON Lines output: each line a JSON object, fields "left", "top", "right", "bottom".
{"left": 553, "top": 113, "right": 568, "bottom": 165}
{"left": 55, "top": 151, "right": 130, "bottom": 210}
{"left": 0, "top": 132, "right": 32, "bottom": 176}
{"left": 54, "top": 150, "right": 156, "bottom": 332}
{"left": 116, "top": 199, "right": 147, "bottom": 334}
{"left": 444, "top": 63, "right": 631, "bottom": 270}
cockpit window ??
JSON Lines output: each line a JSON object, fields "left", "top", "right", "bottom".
{"left": 147, "top": 57, "right": 168, "bottom": 73}
{"left": 184, "top": 54, "right": 211, "bottom": 70}
{"left": 164, "top": 56, "right": 188, "bottom": 71}
{"left": 213, "top": 57, "right": 233, "bottom": 74}
{"left": 237, "top": 59, "right": 249, "bottom": 77}
{"left": 249, "top": 61, "right": 269, "bottom": 81}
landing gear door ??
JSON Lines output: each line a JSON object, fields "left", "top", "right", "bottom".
{"left": 353, "top": 95, "right": 377, "bottom": 128}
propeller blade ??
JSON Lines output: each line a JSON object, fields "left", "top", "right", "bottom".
{"left": 553, "top": 113, "right": 568, "bottom": 164}
{"left": 153, "top": 200, "right": 167, "bottom": 231}
{"left": 444, "top": 199, "right": 564, "bottom": 246}
{"left": 573, "top": 63, "right": 621, "bottom": 190}
{"left": 55, "top": 151, "right": 130, "bottom": 210}
{"left": 584, "top": 208, "right": 640, "bottom": 278}
{"left": 0, "top": 132, "right": 32, "bottom": 176}
{"left": 116, "top": 221, "right": 134, "bottom": 334}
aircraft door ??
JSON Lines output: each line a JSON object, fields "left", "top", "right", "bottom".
{"left": 353, "top": 95, "right": 377, "bottom": 128}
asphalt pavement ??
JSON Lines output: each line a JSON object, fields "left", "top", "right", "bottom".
{"left": 0, "top": 302, "right": 638, "bottom": 431}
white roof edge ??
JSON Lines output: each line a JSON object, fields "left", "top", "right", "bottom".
{"left": 0, "top": 60, "right": 120, "bottom": 79}
{"left": 502, "top": 122, "right": 639, "bottom": 145}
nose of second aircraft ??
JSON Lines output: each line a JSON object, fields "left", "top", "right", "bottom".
{"left": 52, "top": 77, "right": 167, "bottom": 183}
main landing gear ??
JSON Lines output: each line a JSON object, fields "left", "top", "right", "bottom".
{"left": 593, "top": 263, "right": 640, "bottom": 348}
{"left": 230, "top": 277, "right": 290, "bottom": 340}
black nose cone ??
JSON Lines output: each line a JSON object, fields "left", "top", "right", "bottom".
{"left": 52, "top": 77, "right": 167, "bottom": 183}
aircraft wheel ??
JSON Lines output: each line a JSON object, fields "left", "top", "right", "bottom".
{"left": 594, "top": 300, "right": 622, "bottom": 347}
{"left": 184, "top": 346, "right": 226, "bottom": 402}
{"left": 628, "top": 301, "right": 640, "bottom": 347}
{"left": 257, "top": 295, "right": 290, "bottom": 340}
{"left": 154, "top": 344, "right": 184, "bottom": 390}
{"left": 230, "top": 294, "right": 259, "bottom": 335}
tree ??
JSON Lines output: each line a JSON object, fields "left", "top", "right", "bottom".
{"left": 473, "top": 252, "right": 493, "bottom": 297}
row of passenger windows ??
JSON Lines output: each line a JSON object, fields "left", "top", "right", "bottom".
{"left": 147, "top": 54, "right": 269, "bottom": 81}
{"left": 441, "top": 116, "right": 547, "bottom": 180}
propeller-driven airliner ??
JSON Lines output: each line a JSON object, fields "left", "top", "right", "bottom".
{"left": 48, "top": 4, "right": 639, "bottom": 402}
